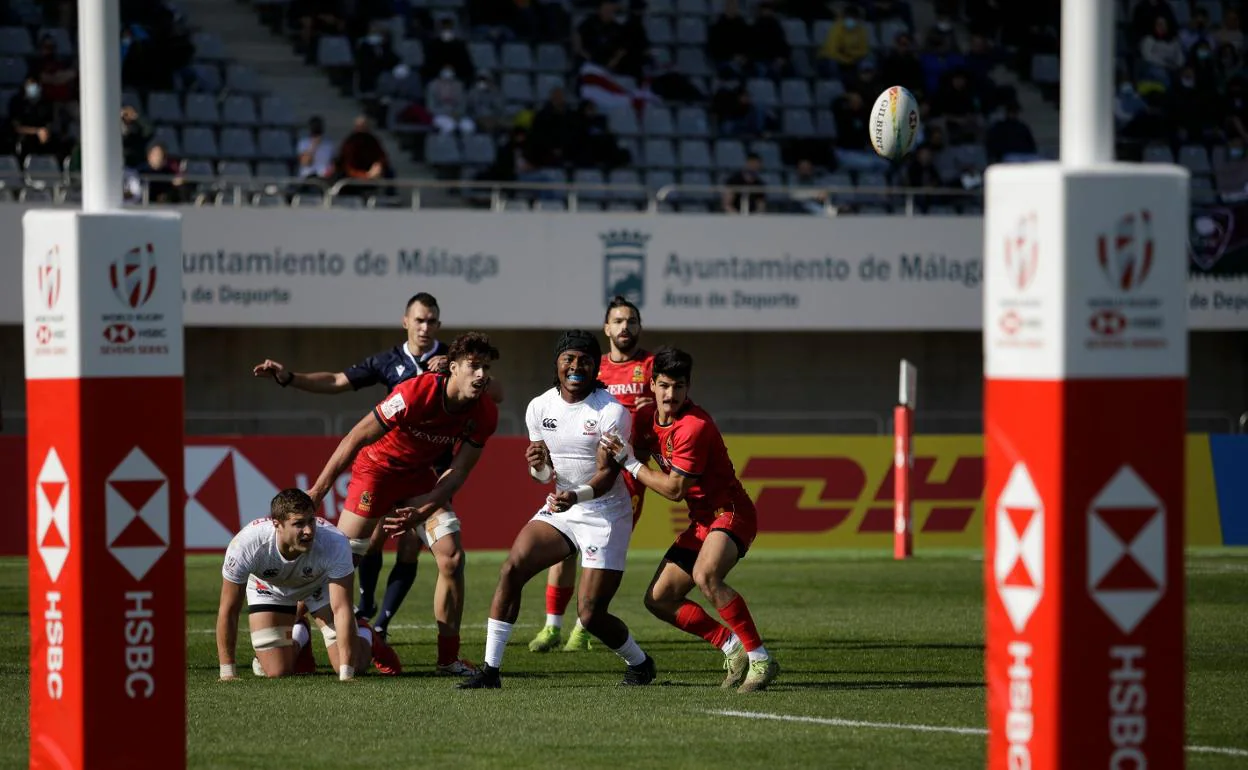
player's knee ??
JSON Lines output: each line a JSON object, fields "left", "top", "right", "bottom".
{"left": 692, "top": 567, "right": 723, "bottom": 598}
{"left": 577, "top": 597, "right": 610, "bottom": 630}
{"left": 643, "top": 589, "right": 667, "bottom": 616}
{"left": 437, "top": 546, "right": 464, "bottom": 578}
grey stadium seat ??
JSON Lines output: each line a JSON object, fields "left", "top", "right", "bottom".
{"left": 219, "top": 128, "right": 259, "bottom": 160}
{"left": 469, "top": 41, "right": 498, "bottom": 71}
{"left": 222, "top": 95, "right": 259, "bottom": 127}
{"left": 747, "top": 78, "right": 778, "bottom": 109}
{"left": 675, "top": 47, "right": 711, "bottom": 77}
{"left": 752, "top": 140, "right": 782, "bottom": 170}
{"left": 184, "top": 93, "right": 221, "bottom": 125}
{"left": 226, "top": 65, "right": 265, "bottom": 94}
{"left": 146, "top": 91, "right": 185, "bottom": 124}
{"left": 781, "top": 18, "right": 810, "bottom": 47}
{"left": 257, "top": 128, "right": 295, "bottom": 160}
{"left": 782, "top": 108, "right": 815, "bottom": 137}
{"left": 535, "top": 43, "right": 568, "bottom": 73}
{"left": 678, "top": 140, "right": 713, "bottom": 170}
{"left": 713, "top": 139, "right": 746, "bottom": 169}
{"left": 217, "top": 160, "right": 254, "bottom": 179}
{"left": 191, "top": 63, "right": 222, "bottom": 92}
{"left": 780, "top": 78, "right": 813, "bottom": 108}
{"left": 150, "top": 125, "right": 182, "bottom": 156}
{"left": 255, "top": 160, "right": 292, "bottom": 178}
{"left": 676, "top": 18, "right": 707, "bottom": 45}
{"left": 643, "top": 106, "right": 674, "bottom": 136}
{"left": 191, "top": 31, "right": 227, "bottom": 62}
{"left": 676, "top": 106, "right": 710, "bottom": 138}
{"left": 182, "top": 126, "right": 220, "bottom": 158}
{"left": 676, "top": 0, "right": 709, "bottom": 15}
{"left": 501, "top": 72, "right": 534, "bottom": 105}
{"left": 397, "top": 39, "right": 425, "bottom": 67}
{"left": 646, "top": 18, "right": 674, "bottom": 46}
{"left": 609, "top": 168, "right": 647, "bottom": 203}
{"left": 0, "top": 56, "right": 27, "bottom": 86}
{"left": 608, "top": 108, "right": 641, "bottom": 137}
{"left": 1178, "top": 144, "right": 1212, "bottom": 175}
{"left": 643, "top": 138, "right": 676, "bottom": 168}
{"left": 317, "top": 36, "right": 355, "bottom": 67}
{"left": 462, "top": 134, "right": 496, "bottom": 166}
{"left": 182, "top": 159, "right": 214, "bottom": 179}
{"left": 424, "top": 134, "right": 462, "bottom": 166}
{"left": 501, "top": 42, "right": 534, "bottom": 71}
{"left": 815, "top": 80, "right": 845, "bottom": 107}
{"left": 534, "top": 73, "right": 567, "bottom": 101}
{"left": 260, "top": 96, "right": 301, "bottom": 129}
{"left": 574, "top": 168, "right": 608, "bottom": 202}
{"left": 36, "top": 26, "right": 74, "bottom": 56}
{"left": 815, "top": 108, "right": 837, "bottom": 138}
{"left": 0, "top": 26, "right": 32, "bottom": 57}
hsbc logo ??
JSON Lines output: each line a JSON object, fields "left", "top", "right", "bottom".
{"left": 1089, "top": 309, "right": 1127, "bottom": 337}
{"left": 104, "top": 323, "right": 136, "bottom": 344}
{"left": 36, "top": 448, "right": 71, "bottom": 582}
{"left": 1088, "top": 465, "right": 1166, "bottom": 635}
{"left": 995, "top": 463, "right": 1044, "bottom": 633}
{"left": 109, "top": 244, "right": 158, "bottom": 309}
{"left": 1098, "top": 210, "right": 1154, "bottom": 292}
{"left": 999, "top": 310, "right": 1022, "bottom": 336}
{"left": 1003, "top": 212, "right": 1039, "bottom": 291}
{"left": 37, "top": 245, "right": 62, "bottom": 310}
{"left": 105, "top": 447, "right": 169, "bottom": 581}
{"left": 35, "top": 325, "right": 52, "bottom": 345}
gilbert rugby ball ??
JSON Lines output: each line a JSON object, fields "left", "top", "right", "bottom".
{"left": 869, "top": 86, "right": 920, "bottom": 161}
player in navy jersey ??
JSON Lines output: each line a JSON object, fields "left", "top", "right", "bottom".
{"left": 253, "top": 293, "right": 502, "bottom": 675}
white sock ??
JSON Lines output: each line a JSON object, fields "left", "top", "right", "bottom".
{"left": 611, "top": 633, "right": 647, "bottom": 667}
{"left": 546, "top": 613, "right": 563, "bottom": 628}
{"left": 747, "top": 645, "right": 769, "bottom": 662}
{"left": 357, "top": 626, "right": 373, "bottom": 646}
{"left": 291, "top": 621, "right": 310, "bottom": 651}
{"left": 721, "top": 634, "right": 741, "bottom": 656}
{"left": 574, "top": 618, "right": 586, "bottom": 631}
{"left": 485, "top": 618, "right": 514, "bottom": 669}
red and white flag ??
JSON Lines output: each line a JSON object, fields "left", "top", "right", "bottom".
{"left": 577, "top": 62, "right": 661, "bottom": 113}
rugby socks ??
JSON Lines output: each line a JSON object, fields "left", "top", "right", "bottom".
{"left": 545, "top": 584, "right": 574, "bottom": 628}
{"left": 716, "top": 595, "right": 767, "bottom": 659}
{"left": 376, "top": 561, "right": 418, "bottom": 634}
{"left": 674, "top": 600, "right": 735, "bottom": 650}
{"left": 484, "top": 618, "right": 514, "bottom": 668}
{"left": 356, "top": 550, "right": 383, "bottom": 616}
{"left": 437, "top": 633, "right": 460, "bottom": 667}
{"left": 610, "top": 633, "right": 648, "bottom": 667}
{"left": 291, "top": 619, "right": 310, "bottom": 651}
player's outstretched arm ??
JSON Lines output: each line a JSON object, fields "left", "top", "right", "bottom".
{"left": 215, "top": 579, "right": 245, "bottom": 680}
{"left": 327, "top": 576, "right": 358, "bottom": 681}
{"left": 601, "top": 434, "right": 693, "bottom": 501}
{"left": 253, "top": 359, "right": 353, "bottom": 394}
{"left": 307, "top": 413, "right": 386, "bottom": 505}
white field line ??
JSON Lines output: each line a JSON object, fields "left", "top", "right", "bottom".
{"left": 707, "top": 710, "right": 1248, "bottom": 757}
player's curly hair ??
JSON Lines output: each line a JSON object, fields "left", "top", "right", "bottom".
{"left": 270, "top": 488, "right": 315, "bottom": 521}
{"left": 447, "top": 332, "right": 500, "bottom": 363}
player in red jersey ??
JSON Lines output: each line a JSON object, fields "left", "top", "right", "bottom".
{"left": 527, "top": 296, "right": 655, "bottom": 654}
{"left": 601, "top": 346, "right": 780, "bottom": 693}
{"left": 306, "top": 332, "right": 500, "bottom": 675}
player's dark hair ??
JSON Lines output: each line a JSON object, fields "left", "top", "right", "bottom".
{"left": 270, "top": 488, "right": 315, "bottom": 521}
{"left": 448, "top": 331, "right": 500, "bottom": 362}
{"left": 603, "top": 295, "right": 642, "bottom": 325}
{"left": 652, "top": 345, "right": 693, "bottom": 382}
{"left": 405, "top": 292, "right": 440, "bottom": 315}
{"left": 553, "top": 329, "right": 607, "bottom": 390}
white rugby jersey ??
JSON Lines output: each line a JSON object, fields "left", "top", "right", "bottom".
{"left": 222, "top": 517, "right": 354, "bottom": 602}
{"left": 526, "top": 387, "right": 632, "bottom": 519}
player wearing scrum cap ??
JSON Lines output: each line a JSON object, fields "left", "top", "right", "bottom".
{"left": 529, "top": 295, "right": 656, "bottom": 654}
{"left": 215, "top": 489, "right": 387, "bottom": 681}
{"left": 457, "top": 330, "right": 656, "bottom": 689}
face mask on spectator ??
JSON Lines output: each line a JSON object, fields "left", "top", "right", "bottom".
{"left": 477, "top": 79, "right": 489, "bottom": 90}
{"left": 25, "top": 83, "right": 40, "bottom": 100}
{"left": 937, "top": 20, "right": 952, "bottom": 32}
{"left": 1119, "top": 83, "right": 1134, "bottom": 94}
{"left": 844, "top": 18, "right": 858, "bottom": 29}
{"left": 1197, "top": 47, "right": 1211, "bottom": 60}
{"left": 440, "top": 29, "right": 455, "bottom": 41}
{"left": 440, "top": 67, "right": 455, "bottom": 80}
{"left": 366, "top": 33, "right": 382, "bottom": 45}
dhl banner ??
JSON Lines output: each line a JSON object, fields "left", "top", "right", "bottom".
{"left": 0, "top": 434, "right": 1239, "bottom": 555}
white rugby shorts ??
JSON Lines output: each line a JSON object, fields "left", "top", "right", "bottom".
{"left": 246, "top": 574, "right": 331, "bottom": 614}
{"left": 531, "top": 507, "right": 632, "bottom": 572}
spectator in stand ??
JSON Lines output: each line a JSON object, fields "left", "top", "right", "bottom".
{"left": 529, "top": 86, "right": 580, "bottom": 169}
{"left": 33, "top": 33, "right": 76, "bottom": 106}
{"left": 572, "top": 99, "right": 630, "bottom": 170}
{"left": 1216, "top": 9, "right": 1244, "bottom": 52}
{"left": 712, "top": 82, "right": 772, "bottom": 138}
{"left": 336, "top": 115, "right": 394, "bottom": 195}
{"left": 1226, "top": 77, "right": 1248, "bottom": 144}
{"left": 905, "top": 143, "right": 946, "bottom": 212}
{"left": 616, "top": 1, "right": 650, "bottom": 80}
{"left": 963, "top": 34, "right": 1001, "bottom": 105}
{"left": 466, "top": 71, "right": 506, "bottom": 135}
{"left": 1180, "top": 7, "right": 1216, "bottom": 54}
{"left": 931, "top": 69, "right": 983, "bottom": 145}
{"left": 468, "top": 0, "right": 518, "bottom": 42}
{"left": 817, "top": 3, "right": 870, "bottom": 79}
{"left": 357, "top": 24, "right": 401, "bottom": 94}
{"left": 880, "top": 32, "right": 924, "bottom": 97}
{"left": 574, "top": 0, "right": 628, "bottom": 73}
{"left": 985, "top": 102, "right": 1040, "bottom": 164}
{"left": 868, "top": 0, "right": 914, "bottom": 29}
{"left": 429, "top": 66, "right": 476, "bottom": 134}
{"left": 721, "top": 152, "right": 766, "bottom": 214}
{"left": 787, "top": 158, "right": 831, "bottom": 215}
{"left": 297, "top": 116, "right": 336, "bottom": 179}
{"left": 1139, "top": 16, "right": 1185, "bottom": 85}
{"left": 832, "top": 89, "right": 889, "bottom": 172}
{"left": 292, "top": 0, "right": 347, "bottom": 54}
{"left": 708, "top": 0, "right": 752, "bottom": 79}
{"left": 1131, "top": 0, "right": 1176, "bottom": 43}
{"left": 1170, "top": 64, "right": 1222, "bottom": 145}
{"left": 422, "top": 17, "right": 475, "bottom": 84}
{"left": 479, "top": 126, "right": 561, "bottom": 199}
{"left": 846, "top": 60, "right": 881, "bottom": 105}
{"left": 1192, "top": 39, "right": 1218, "bottom": 87}
{"left": 134, "top": 143, "right": 185, "bottom": 204}
{"left": 1115, "top": 72, "right": 1166, "bottom": 141}
{"left": 121, "top": 104, "right": 152, "bottom": 170}
{"left": 923, "top": 10, "right": 959, "bottom": 54}
{"left": 1218, "top": 43, "right": 1245, "bottom": 89}
{"left": 9, "top": 75, "right": 58, "bottom": 161}
{"left": 749, "top": 1, "right": 792, "bottom": 78}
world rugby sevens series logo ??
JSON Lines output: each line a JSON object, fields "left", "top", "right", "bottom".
{"left": 1003, "top": 211, "right": 1039, "bottom": 291}
{"left": 110, "top": 243, "right": 158, "bottom": 309}
{"left": 1098, "top": 210, "right": 1154, "bottom": 292}
{"left": 37, "top": 245, "right": 62, "bottom": 310}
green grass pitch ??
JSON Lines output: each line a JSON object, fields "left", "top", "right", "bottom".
{"left": 0, "top": 549, "right": 1246, "bottom": 769}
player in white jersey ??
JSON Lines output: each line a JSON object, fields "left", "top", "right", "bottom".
{"left": 455, "top": 330, "right": 656, "bottom": 688}
{"left": 215, "top": 489, "right": 394, "bottom": 680}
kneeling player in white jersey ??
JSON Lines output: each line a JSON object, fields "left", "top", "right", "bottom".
{"left": 456, "top": 330, "right": 656, "bottom": 688}
{"left": 216, "top": 489, "right": 391, "bottom": 680}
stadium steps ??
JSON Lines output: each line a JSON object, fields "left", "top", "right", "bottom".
{"left": 177, "top": 0, "right": 431, "bottom": 192}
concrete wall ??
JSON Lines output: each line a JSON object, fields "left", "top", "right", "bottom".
{"left": 1, "top": 327, "right": 1245, "bottom": 435}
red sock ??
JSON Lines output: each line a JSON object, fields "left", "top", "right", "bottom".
{"left": 546, "top": 584, "right": 574, "bottom": 617}
{"left": 674, "top": 601, "right": 733, "bottom": 650}
{"left": 436, "top": 634, "right": 459, "bottom": 666}
{"left": 716, "top": 595, "right": 763, "bottom": 652}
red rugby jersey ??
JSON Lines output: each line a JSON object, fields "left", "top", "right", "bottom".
{"left": 599, "top": 350, "right": 654, "bottom": 413}
{"left": 359, "top": 372, "right": 498, "bottom": 472}
{"left": 633, "top": 400, "right": 754, "bottom": 521}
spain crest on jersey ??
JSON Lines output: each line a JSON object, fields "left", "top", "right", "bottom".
{"left": 632, "top": 365, "right": 644, "bottom": 382}
{"left": 601, "top": 230, "right": 650, "bottom": 308}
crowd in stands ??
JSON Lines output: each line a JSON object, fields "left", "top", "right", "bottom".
{"left": 0, "top": 0, "right": 1235, "bottom": 211}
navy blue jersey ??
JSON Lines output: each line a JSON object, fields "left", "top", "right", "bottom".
{"left": 343, "top": 340, "right": 449, "bottom": 393}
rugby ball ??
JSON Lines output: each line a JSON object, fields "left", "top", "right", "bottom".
{"left": 869, "top": 86, "right": 920, "bottom": 162}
